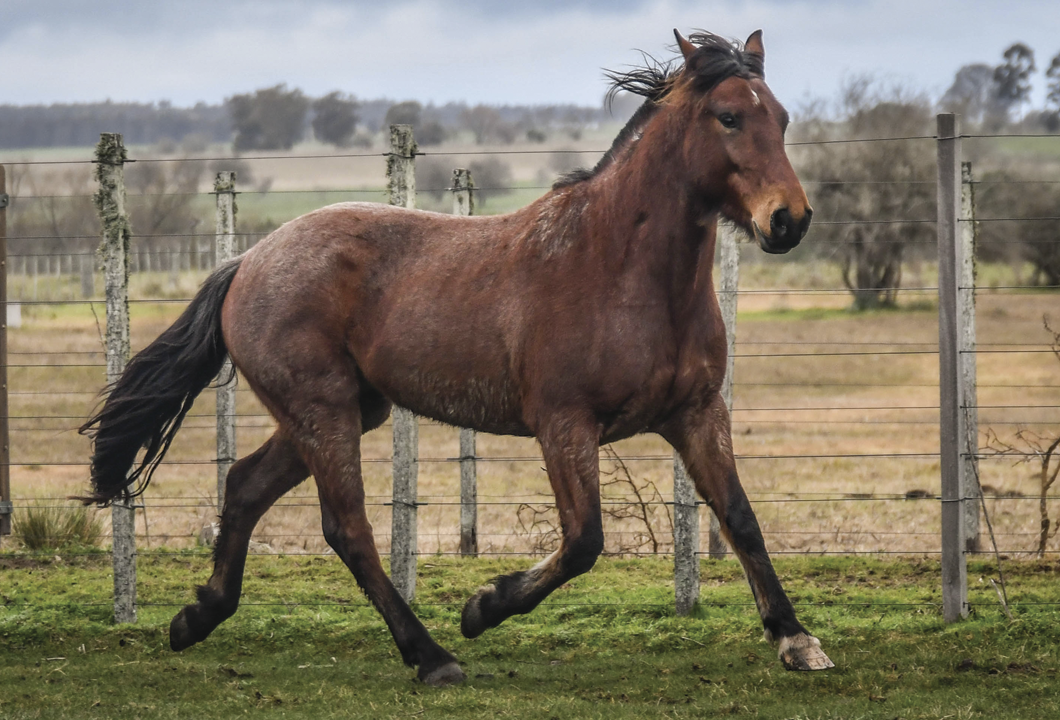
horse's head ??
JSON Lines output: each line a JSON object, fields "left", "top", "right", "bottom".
{"left": 670, "top": 30, "right": 811, "bottom": 254}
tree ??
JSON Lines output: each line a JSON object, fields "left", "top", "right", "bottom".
{"left": 384, "top": 101, "right": 422, "bottom": 128}
{"left": 793, "top": 80, "right": 935, "bottom": 310}
{"left": 312, "top": 92, "right": 358, "bottom": 147}
{"left": 467, "top": 158, "right": 514, "bottom": 206}
{"left": 992, "top": 43, "right": 1036, "bottom": 122}
{"left": 227, "top": 84, "right": 309, "bottom": 152}
{"left": 461, "top": 105, "right": 517, "bottom": 144}
{"left": 1045, "top": 52, "right": 1060, "bottom": 131}
{"left": 976, "top": 170, "right": 1060, "bottom": 286}
{"left": 940, "top": 64, "right": 997, "bottom": 125}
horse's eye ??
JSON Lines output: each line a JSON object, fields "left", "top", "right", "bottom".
{"left": 718, "top": 113, "right": 739, "bottom": 130}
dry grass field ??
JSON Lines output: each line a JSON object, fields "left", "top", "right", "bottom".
{"left": 5, "top": 261, "right": 1058, "bottom": 561}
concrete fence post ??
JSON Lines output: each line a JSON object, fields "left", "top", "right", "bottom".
{"left": 936, "top": 114, "right": 969, "bottom": 623}
{"left": 449, "top": 170, "right": 479, "bottom": 555}
{"left": 0, "top": 166, "right": 10, "bottom": 543}
{"left": 94, "top": 133, "right": 137, "bottom": 624}
{"left": 451, "top": 168, "right": 478, "bottom": 557}
{"left": 214, "top": 171, "right": 238, "bottom": 516}
{"left": 673, "top": 456, "right": 700, "bottom": 615}
{"left": 959, "top": 162, "right": 981, "bottom": 554}
{"left": 713, "top": 224, "right": 740, "bottom": 560}
{"left": 388, "top": 125, "right": 418, "bottom": 602}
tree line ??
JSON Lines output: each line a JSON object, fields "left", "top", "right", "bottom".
{"left": 0, "top": 87, "right": 613, "bottom": 151}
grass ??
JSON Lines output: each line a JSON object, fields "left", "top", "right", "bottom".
{"left": 1, "top": 554, "right": 1058, "bottom": 719}
{"left": 12, "top": 503, "right": 103, "bottom": 551}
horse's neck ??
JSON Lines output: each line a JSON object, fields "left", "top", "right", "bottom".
{"left": 591, "top": 127, "right": 721, "bottom": 308}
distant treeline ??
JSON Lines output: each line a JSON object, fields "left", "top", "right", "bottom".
{"left": 0, "top": 101, "right": 231, "bottom": 149}
{"left": 0, "top": 96, "right": 618, "bottom": 150}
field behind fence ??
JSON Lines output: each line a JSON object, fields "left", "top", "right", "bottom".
{"left": 0, "top": 121, "right": 1058, "bottom": 621}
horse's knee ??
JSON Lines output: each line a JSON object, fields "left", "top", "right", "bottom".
{"left": 564, "top": 521, "right": 604, "bottom": 576}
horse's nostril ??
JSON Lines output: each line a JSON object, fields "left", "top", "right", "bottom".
{"left": 770, "top": 208, "right": 794, "bottom": 239}
{"left": 799, "top": 207, "right": 813, "bottom": 236}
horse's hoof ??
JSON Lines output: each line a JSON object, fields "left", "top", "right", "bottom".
{"left": 778, "top": 633, "right": 835, "bottom": 671}
{"left": 420, "top": 661, "right": 467, "bottom": 687}
{"left": 460, "top": 587, "right": 492, "bottom": 639}
{"left": 169, "top": 609, "right": 197, "bottom": 651}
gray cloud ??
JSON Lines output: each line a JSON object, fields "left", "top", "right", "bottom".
{"left": 4, "top": 0, "right": 1059, "bottom": 110}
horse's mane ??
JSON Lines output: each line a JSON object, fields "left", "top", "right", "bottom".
{"left": 553, "top": 32, "right": 764, "bottom": 190}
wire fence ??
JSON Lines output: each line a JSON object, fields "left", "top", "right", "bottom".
{"left": 0, "top": 128, "right": 1058, "bottom": 619}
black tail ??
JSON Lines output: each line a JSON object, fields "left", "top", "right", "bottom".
{"left": 78, "top": 258, "right": 244, "bottom": 505}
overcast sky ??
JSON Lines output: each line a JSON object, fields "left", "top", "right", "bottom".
{"left": 4, "top": 0, "right": 1058, "bottom": 113}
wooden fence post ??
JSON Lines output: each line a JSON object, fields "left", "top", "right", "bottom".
{"left": 0, "top": 166, "right": 10, "bottom": 543}
{"left": 214, "top": 171, "right": 238, "bottom": 516}
{"left": 936, "top": 114, "right": 968, "bottom": 623}
{"left": 452, "top": 168, "right": 478, "bottom": 557}
{"left": 959, "top": 162, "right": 981, "bottom": 554}
{"left": 95, "top": 133, "right": 137, "bottom": 624}
{"left": 712, "top": 224, "right": 741, "bottom": 560}
{"left": 388, "top": 125, "right": 418, "bottom": 602}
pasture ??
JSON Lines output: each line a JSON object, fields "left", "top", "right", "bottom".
{"left": 1, "top": 117, "right": 1059, "bottom": 716}
{"left": 2, "top": 554, "right": 1059, "bottom": 719}
{"left": 4, "top": 262, "right": 1058, "bottom": 559}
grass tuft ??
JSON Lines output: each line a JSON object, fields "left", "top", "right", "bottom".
{"left": 13, "top": 502, "right": 103, "bottom": 550}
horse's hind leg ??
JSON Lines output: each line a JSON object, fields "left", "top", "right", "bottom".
{"left": 298, "top": 391, "right": 464, "bottom": 687}
{"left": 662, "top": 395, "right": 834, "bottom": 671}
{"left": 461, "top": 414, "right": 604, "bottom": 637}
{"left": 170, "top": 433, "right": 308, "bottom": 650}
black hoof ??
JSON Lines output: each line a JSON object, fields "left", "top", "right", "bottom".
{"left": 460, "top": 587, "right": 493, "bottom": 639}
{"left": 169, "top": 606, "right": 212, "bottom": 651}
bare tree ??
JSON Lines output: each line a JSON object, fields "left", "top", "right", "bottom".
{"left": 793, "top": 79, "right": 935, "bottom": 310}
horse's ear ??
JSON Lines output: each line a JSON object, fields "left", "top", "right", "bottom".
{"left": 745, "top": 30, "right": 765, "bottom": 62}
{"left": 674, "top": 29, "right": 696, "bottom": 62}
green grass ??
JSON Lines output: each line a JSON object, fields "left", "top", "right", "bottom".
{"left": 1, "top": 554, "right": 1058, "bottom": 719}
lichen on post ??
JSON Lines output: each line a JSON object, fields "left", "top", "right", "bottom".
{"left": 387, "top": 125, "right": 418, "bottom": 601}
{"left": 214, "top": 171, "right": 238, "bottom": 516}
{"left": 452, "top": 168, "right": 478, "bottom": 557}
{"left": 94, "top": 132, "right": 137, "bottom": 624}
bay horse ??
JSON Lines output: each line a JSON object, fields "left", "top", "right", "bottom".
{"left": 80, "top": 29, "right": 832, "bottom": 686}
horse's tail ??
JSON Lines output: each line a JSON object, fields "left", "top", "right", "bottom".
{"left": 77, "top": 258, "right": 244, "bottom": 506}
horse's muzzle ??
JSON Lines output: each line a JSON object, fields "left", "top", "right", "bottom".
{"left": 753, "top": 207, "right": 812, "bottom": 254}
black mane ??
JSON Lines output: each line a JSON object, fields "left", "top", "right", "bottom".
{"left": 553, "top": 32, "right": 763, "bottom": 189}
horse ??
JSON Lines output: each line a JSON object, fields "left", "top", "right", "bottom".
{"left": 80, "top": 29, "right": 831, "bottom": 686}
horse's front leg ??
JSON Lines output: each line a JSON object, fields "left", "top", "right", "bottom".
{"left": 461, "top": 414, "right": 604, "bottom": 637}
{"left": 662, "top": 394, "right": 834, "bottom": 671}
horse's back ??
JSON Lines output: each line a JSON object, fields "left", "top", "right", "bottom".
{"left": 221, "top": 202, "right": 534, "bottom": 434}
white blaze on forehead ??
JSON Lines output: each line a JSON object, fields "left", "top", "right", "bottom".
{"left": 750, "top": 89, "right": 761, "bottom": 107}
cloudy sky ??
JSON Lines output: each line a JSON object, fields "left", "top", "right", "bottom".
{"left": 4, "top": 0, "right": 1058, "bottom": 112}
